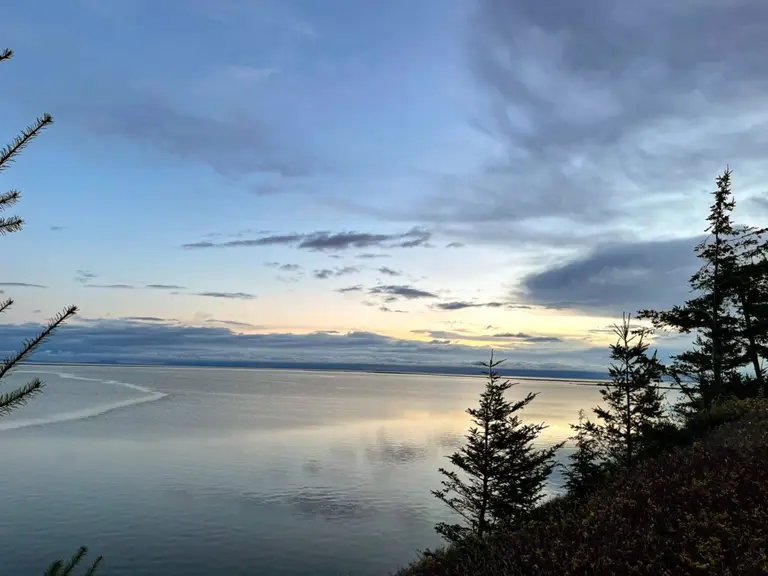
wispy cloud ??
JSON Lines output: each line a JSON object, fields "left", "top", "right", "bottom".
{"left": 74, "top": 270, "right": 97, "bottom": 284}
{"left": 336, "top": 285, "right": 364, "bottom": 293}
{"left": 377, "top": 266, "right": 402, "bottom": 277}
{"left": 145, "top": 284, "right": 187, "bottom": 290}
{"left": 493, "top": 332, "right": 562, "bottom": 343}
{"left": 192, "top": 291, "right": 257, "bottom": 300}
{"left": 86, "top": 98, "right": 317, "bottom": 179}
{"left": 313, "top": 267, "right": 360, "bottom": 280}
{"left": 412, "top": 329, "right": 562, "bottom": 344}
{"left": 83, "top": 284, "right": 135, "bottom": 290}
{"left": 356, "top": 253, "right": 390, "bottom": 259}
{"left": 205, "top": 318, "right": 264, "bottom": 329}
{"left": 369, "top": 285, "right": 438, "bottom": 300}
{"left": 0, "top": 282, "right": 47, "bottom": 288}
{"left": 121, "top": 316, "right": 174, "bottom": 322}
{"left": 183, "top": 234, "right": 303, "bottom": 249}
{"left": 435, "top": 301, "right": 504, "bottom": 311}
{"left": 265, "top": 262, "right": 302, "bottom": 272}
{"left": 182, "top": 227, "right": 431, "bottom": 252}
{"left": 379, "top": 306, "right": 406, "bottom": 313}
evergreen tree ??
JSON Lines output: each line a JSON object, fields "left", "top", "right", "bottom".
{"left": 639, "top": 169, "right": 744, "bottom": 412}
{"left": 1, "top": 47, "right": 100, "bottom": 575}
{"left": 732, "top": 226, "right": 768, "bottom": 396}
{"left": 432, "top": 351, "right": 563, "bottom": 544}
{"left": 592, "top": 314, "right": 666, "bottom": 467}
{"left": 563, "top": 409, "right": 603, "bottom": 498}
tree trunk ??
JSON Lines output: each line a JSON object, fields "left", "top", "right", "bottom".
{"left": 711, "top": 232, "right": 722, "bottom": 404}
{"left": 739, "top": 284, "right": 765, "bottom": 390}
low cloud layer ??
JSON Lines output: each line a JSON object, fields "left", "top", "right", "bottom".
{"left": 0, "top": 318, "right": 613, "bottom": 370}
{"left": 412, "top": 329, "right": 562, "bottom": 344}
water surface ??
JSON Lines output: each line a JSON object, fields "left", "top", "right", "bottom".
{"left": 0, "top": 365, "right": 608, "bottom": 575}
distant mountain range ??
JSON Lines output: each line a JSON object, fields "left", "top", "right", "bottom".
{"left": 28, "top": 358, "right": 610, "bottom": 382}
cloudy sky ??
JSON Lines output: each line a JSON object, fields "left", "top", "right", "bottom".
{"left": 1, "top": 0, "right": 767, "bottom": 369}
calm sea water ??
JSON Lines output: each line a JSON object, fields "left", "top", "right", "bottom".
{"left": 0, "top": 365, "right": 610, "bottom": 576}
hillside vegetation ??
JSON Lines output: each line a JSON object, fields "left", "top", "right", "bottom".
{"left": 395, "top": 399, "right": 768, "bottom": 576}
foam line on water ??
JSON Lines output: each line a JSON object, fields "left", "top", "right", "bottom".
{"left": 3, "top": 369, "right": 168, "bottom": 432}
{"left": 14, "top": 370, "right": 157, "bottom": 394}
{"left": 0, "top": 391, "right": 167, "bottom": 431}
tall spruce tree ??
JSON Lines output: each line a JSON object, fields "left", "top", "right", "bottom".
{"left": 1, "top": 47, "right": 101, "bottom": 575}
{"left": 732, "top": 226, "right": 768, "bottom": 396}
{"left": 591, "top": 314, "right": 666, "bottom": 468}
{"left": 639, "top": 169, "right": 744, "bottom": 412}
{"left": 432, "top": 351, "right": 563, "bottom": 544}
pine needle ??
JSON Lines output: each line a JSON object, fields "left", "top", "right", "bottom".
{"left": 0, "top": 189, "right": 20, "bottom": 211}
{"left": 0, "top": 215, "right": 23, "bottom": 235}
{"left": 0, "top": 305, "right": 78, "bottom": 382}
{"left": 0, "top": 298, "right": 13, "bottom": 315}
{"left": 0, "top": 377, "right": 43, "bottom": 416}
{"left": 0, "top": 114, "right": 54, "bottom": 174}
{"left": 45, "top": 547, "right": 103, "bottom": 576}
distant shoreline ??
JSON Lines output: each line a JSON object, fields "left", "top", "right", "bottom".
{"left": 24, "top": 360, "right": 612, "bottom": 385}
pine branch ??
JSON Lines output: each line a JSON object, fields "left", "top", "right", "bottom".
{"left": 0, "top": 214, "right": 24, "bottom": 235}
{"left": 0, "top": 298, "right": 13, "bottom": 315}
{"left": 45, "top": 547, "right": 102, "bottom": 576}
{"left": 0, "top": 377, "right": 43, "bottom": 416}
{"left": 0, "top": 114, "right": 54, "bottom": 174}
{"left": 0, "top": 305, "right": 77, "bottom": 382}
{"left": 0, "top": 48, "right": 12, "bottom": 62}
{"left": 0, "top": 189, "right": 20, "bottom": 211}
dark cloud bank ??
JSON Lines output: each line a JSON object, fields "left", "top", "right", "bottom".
{"left": 516, "top": 236, "right": 702, "bottom": 314}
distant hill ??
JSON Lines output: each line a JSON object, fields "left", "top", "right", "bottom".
{"left": 27, "top": 358, "right": 609, "bottom": 382}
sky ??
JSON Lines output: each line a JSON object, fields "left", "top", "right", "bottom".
{"left": 1, "top": 0, "right": 767, "bottom": 370}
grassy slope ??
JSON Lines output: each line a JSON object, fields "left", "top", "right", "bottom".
{"left": 395, "top": 405, "right": 768, "bottom": 576}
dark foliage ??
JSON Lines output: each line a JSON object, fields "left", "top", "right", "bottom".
{"left": 640, "top": 169, "right": 767, "bottom": 411}
{"left": 432, "top": 352, "right": 563, "bottom": 544}
{"left": 396, "top": 401, "right": 768, "bottom": 576}
{"left": 592, "top": 314, "right": 667, "bottom": 467}
{"left": 45, "top": 547, "right": 102, "bottom": 576}
{"left": 562, "top": 409, "right": 603, "bottom": 497}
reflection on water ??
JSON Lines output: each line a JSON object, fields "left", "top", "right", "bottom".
{"left": 0, "top": 365, "right": 615, "bottom": 576}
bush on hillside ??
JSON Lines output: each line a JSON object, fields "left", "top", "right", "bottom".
{"left": 396, "top": 403, "right": 768, "bottom": 576}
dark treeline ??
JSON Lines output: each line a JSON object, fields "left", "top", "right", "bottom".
{"left": 403, "top": 167, "right": 768, "bottom": 575}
